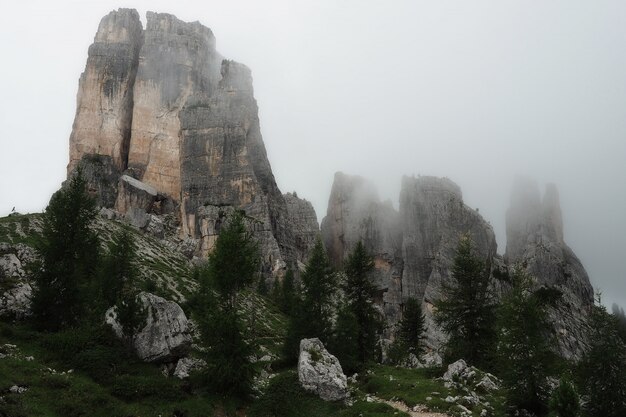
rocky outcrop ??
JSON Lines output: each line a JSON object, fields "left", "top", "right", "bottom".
{"left": 173, "top": 357, "right": 207, "bottom": 379}
{"left": 505, "top": 179, "right": 594, "bottom": 359}
{"left": 127, "top": 12, "right": 222, "bottom": 199}
{"left": 0, "top": 243, "right": 35, "bottom": 319}
{"left": 320, "top": 173, "right": 499, "bottom": 346}
{"left": 298, "top": 338, "right": 348, "bottom": 401}
{"left": 321, "top": 172, "right": 403, "bottom": 321}
{"left": 67, "top": 10, "right": 298, "bottom": 279}
{"left": 105, "top": 292, "right": 192, "bottom": 362}
{"left": 68, "top": 9, "right": 143, "bottom": 175}
{"left": 284, "top": 192, "right": 319, "bottom": 266}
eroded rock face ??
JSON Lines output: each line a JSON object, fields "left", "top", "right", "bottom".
{"left": 67, "top": 10, "right": 298, "bottom": 280}
{"left": 284, "top": 192, "right": 319, "bottom": 266}
{"left": 298, "top": 338, "right": 348, "bottom": 401}
{"left": 105, "top": 292, "right": 192, "bottom": 362}
{"left": 68, "top": 8, "right": 143, "bottom": 174}
{"left": 321, "top": 172, "right": 403, "bottom": 321}
{"left": 127, "top": 12, "right": 222, "bottom": 199}
{"left": 505, "top": 179, "right": 594, "bottom": 359}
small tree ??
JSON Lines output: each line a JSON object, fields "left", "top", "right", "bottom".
{"left": 283, "top": 238, "right": 336, "bottom": 362}
{"left": 579, "top": 296, "right": 626, "bottom": 417}
{"left": 549, "top": 377, "right": 580, "bottom": 417}
{"left": 341, "top": 241, "right": 382, "bottom": 366}
{"left": 435, "top": 234, "right": 496, "bottom": 368}
{"left": 101, "top": 229, "right": 145, "bottom": 341}
{"left": 399, "top": 297, "right": 426, "bottom": 357}
{"left": 31, "top": 170, "right": 100, "bottom": 330}
{"left": 496, "top": 267, "right": 556, "bottom": 415}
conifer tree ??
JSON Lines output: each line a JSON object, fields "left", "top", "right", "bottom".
{"left": 496, "top": 268, "right": 556, "bottom": 415}
{"left": 101, "top": 228, "right": 144, "bottom": 341}
{"left": 341, "top": 241, "right": 381, "bottom": 366}
{"left": 398, "top": 297, "right": 426, "bottom": 357}
{"left": 548, "top": 377, "right": 580, "bottom": 417}
{"left": 579, "top": 296, "right": 626, "bottom": 417}
{"left": 283, "top": 238, "right": 335, "bottom": 362}
{"left": 434, "top": 234, "right": 496, "bottom": 368}
{"left": 330, "top": 305, "right": 360, "bottom": 373}
{"left": 31, "top": 170, "right": 99, "bottom": 330}
{"left": 195, "top": 210, "right": 260, "bottom": 398}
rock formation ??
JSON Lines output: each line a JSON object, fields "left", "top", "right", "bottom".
{"left": 284, "top": 192, "right": 320, "bottom": 266}
{"left": 505, "top": 178, "right": 594, "bottom": 359}
{"left": 321, "top": 173, "right": 499, "bottom": 347}
{"left": 298, "top": 338, "right": 348, "bottom": 401}
{"left": 105, "top": 291, "right": 192, "bottom": 363}
{"left": 67, "top": 9, "right": 307, "bottom": 279}
{"left": 320, "top": 172, "right": 403, "bottom": 321}
{"left": 0, "top": 243, "right": 35, "bottom": 319}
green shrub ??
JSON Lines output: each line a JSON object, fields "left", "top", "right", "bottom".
{"left": 110, "top": 374, "right": 183, "bottom": 401}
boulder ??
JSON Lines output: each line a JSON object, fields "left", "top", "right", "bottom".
{"left": 105, "top": 292, "right": 192, "bottom": 362}
{"left": 298, "top": 338, "right": 348, "bottom": 401}
{"left": 0, "top": 243, "right": 35, "bottom": 319}
{"left": 173, "top": 357, "right": 207, "bottom": 379}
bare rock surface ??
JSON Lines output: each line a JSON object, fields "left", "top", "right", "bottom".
{"left": 505, "top": 178, "right": 594, "bottom": 359}
{"left": 0, "top": 243, "right": 35, "bottom": 319}
{"left": 284, "top": 192, "right": 319, "bottom": 265}
{"left": 298, "top": 338, "right": 348, "bottom": 401}
{"left": 105, "top": 291, "right": 192, "bottom": 362}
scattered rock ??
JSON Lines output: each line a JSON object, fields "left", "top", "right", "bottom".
{"left": 9, "top": 385, "right": 27, "bottom": 394}
{"left": 105, "top": 292, "right": 192, "bottom": 362}
{"left": 298, "top": 338, "right": 348, "bottom": 401}
{"left": 173, "top": 357, "right": 207, "bottom": 379}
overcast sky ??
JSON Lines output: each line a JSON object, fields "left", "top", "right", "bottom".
{"left": 1, "top": 0, "right": 625, "bottom": 308}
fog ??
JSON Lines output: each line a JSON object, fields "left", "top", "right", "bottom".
{"left": 1, "top": 1, "right": 625, "bottom": 308}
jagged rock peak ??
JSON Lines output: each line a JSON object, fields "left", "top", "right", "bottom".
{"left": 284, "top": 192, "right": 319, "bottom": 265}
{"left": 67, "top": 8, "right": 143, "bottom": 174}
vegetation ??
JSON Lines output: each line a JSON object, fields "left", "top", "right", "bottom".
{"left": 31, "top": 170, "right": 100, "bottom": 330}
{"left": 578, "top": 296, "right": 626, "bottom": 417}
{"left": 283, "top": 238, "right": 336, "bottom": 362}
{"left": 496, "top": 267, "right": 558, "bottom": 415}
{"left": 548, "top": 377, "right": 580, "bottom": 417}
{"left": 333, "top": 241, "right": 382, "bottom": 371}
{"left": 194, "top": 210, "right": 260, "bottom": 399}
{"left": 435, "top": 234, "right": 496, "bottom": 369}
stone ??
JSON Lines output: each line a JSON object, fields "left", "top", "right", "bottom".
{"left": 67, "top": 8, "right": 144, "bottom": 175}
{"left": 443, "top": 359, "right": 468, "bottom": 382}
{"left": 0, "top": 244, "right": 34, "bottom": 319}
{"left": 298, "top": 338, "right": 348, "bottom": 401}
{"left": 505, "top": 178, "right": 594, "bottom": 359}
{"left": 105, "top": 292, "right": 192, "bottom": 362}
{"left": 115, "top": 175, "right": 157, "bottom": 213}
{"left": 173, "top": 357, "right": 207, "bottom": 379}
{"left": 9, "top": 385, "right": 27, "bottom": 394}
{"left": 284, "top": 192, "right": 319, "bottom": 265}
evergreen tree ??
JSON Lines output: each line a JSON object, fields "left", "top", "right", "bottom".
{"left": 195, "top": 210, "right": 260, "bottom": 398}
{"left": 579, "top": 296, "right": 626, "bottom": 417}
{"left": 434, "top": 234, "right": 496, "bottom": 368}
{"left": 280, "top": 269, "right": 298, "bottom": 316}
{"left": 341, "top": 241, "right": 381, "bottom": 366}
{"left": 330, "top": 306, "right": 360, "bottom": 373}
{"left": 31, "top": 170, "right": 100, "bottom": 330}
{"left": 283, "top": 238, "right": 335, "bottom": 362}
{"left": 611, "top": 302, "right": 626, "bottom": 343}
{"left": 496, "top": 267, "right": 556, "bottom": 415}
{"left": 101, "top": 229, "right": 145, "bottom": 341}
{"left": 207, "top": 210, "right": 259, "bottom": 309}
{"left": 398, "top": 297, "right": 426, "bottom": 357}
{"left": 548, "top": 377, "right": 580, "bottom": 417}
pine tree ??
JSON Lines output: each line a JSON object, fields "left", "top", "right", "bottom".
{"left": 195, "top": 210, "right": 260, "bottom": 398}
{"left": 341, "top": 241, "right": 381, "bottom": 366}
{"left": 496, "top": 267, "right": 556, "bottom": 415}
{"left": 434, "top": 234, "right": 496, "bottom": 368}
{"left": 398, "top": 297, "right": 426, "bottom": 357}
{"left": 101, "top": 228, "right": 145, "bottom": 341}
{"left": 548, "top": 377, "right": 580, "bottom": 417}
{"left": 579, "top": 296, "right": 626, "bottom": 417}
{"left": 207, "top": 210, "right": 259, "bottom": 309}
{"left": 31, "top": 170, "right": 100, "bottom": 330}
{"left": 330, "top": 306, "right": 360, "bottom": 373}
{"left": 283, "top": 238, "right": 336, "bottom": 362}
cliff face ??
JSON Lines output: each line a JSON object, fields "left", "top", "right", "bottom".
{"left": 67, "top": 9, "right": 303, "bottom": 279}
{"left": 284, "top": 192, "right": 319, "bottom": 266}
{"left": 68, "top": 9, "right": 144, "bottom": 175}
{"left": 321, "top": 172, "right": 403, "bottom": 321}
{"left": 505, "top": 179, "right": 594, "bottom": 359}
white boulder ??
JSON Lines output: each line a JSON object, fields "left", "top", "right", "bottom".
{"left": 298, "top": 338, "right": 348, "bottom": 401}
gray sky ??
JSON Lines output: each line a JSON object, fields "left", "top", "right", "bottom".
{"left": 1, "top": 1, "right": 625, "bottom": 308}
